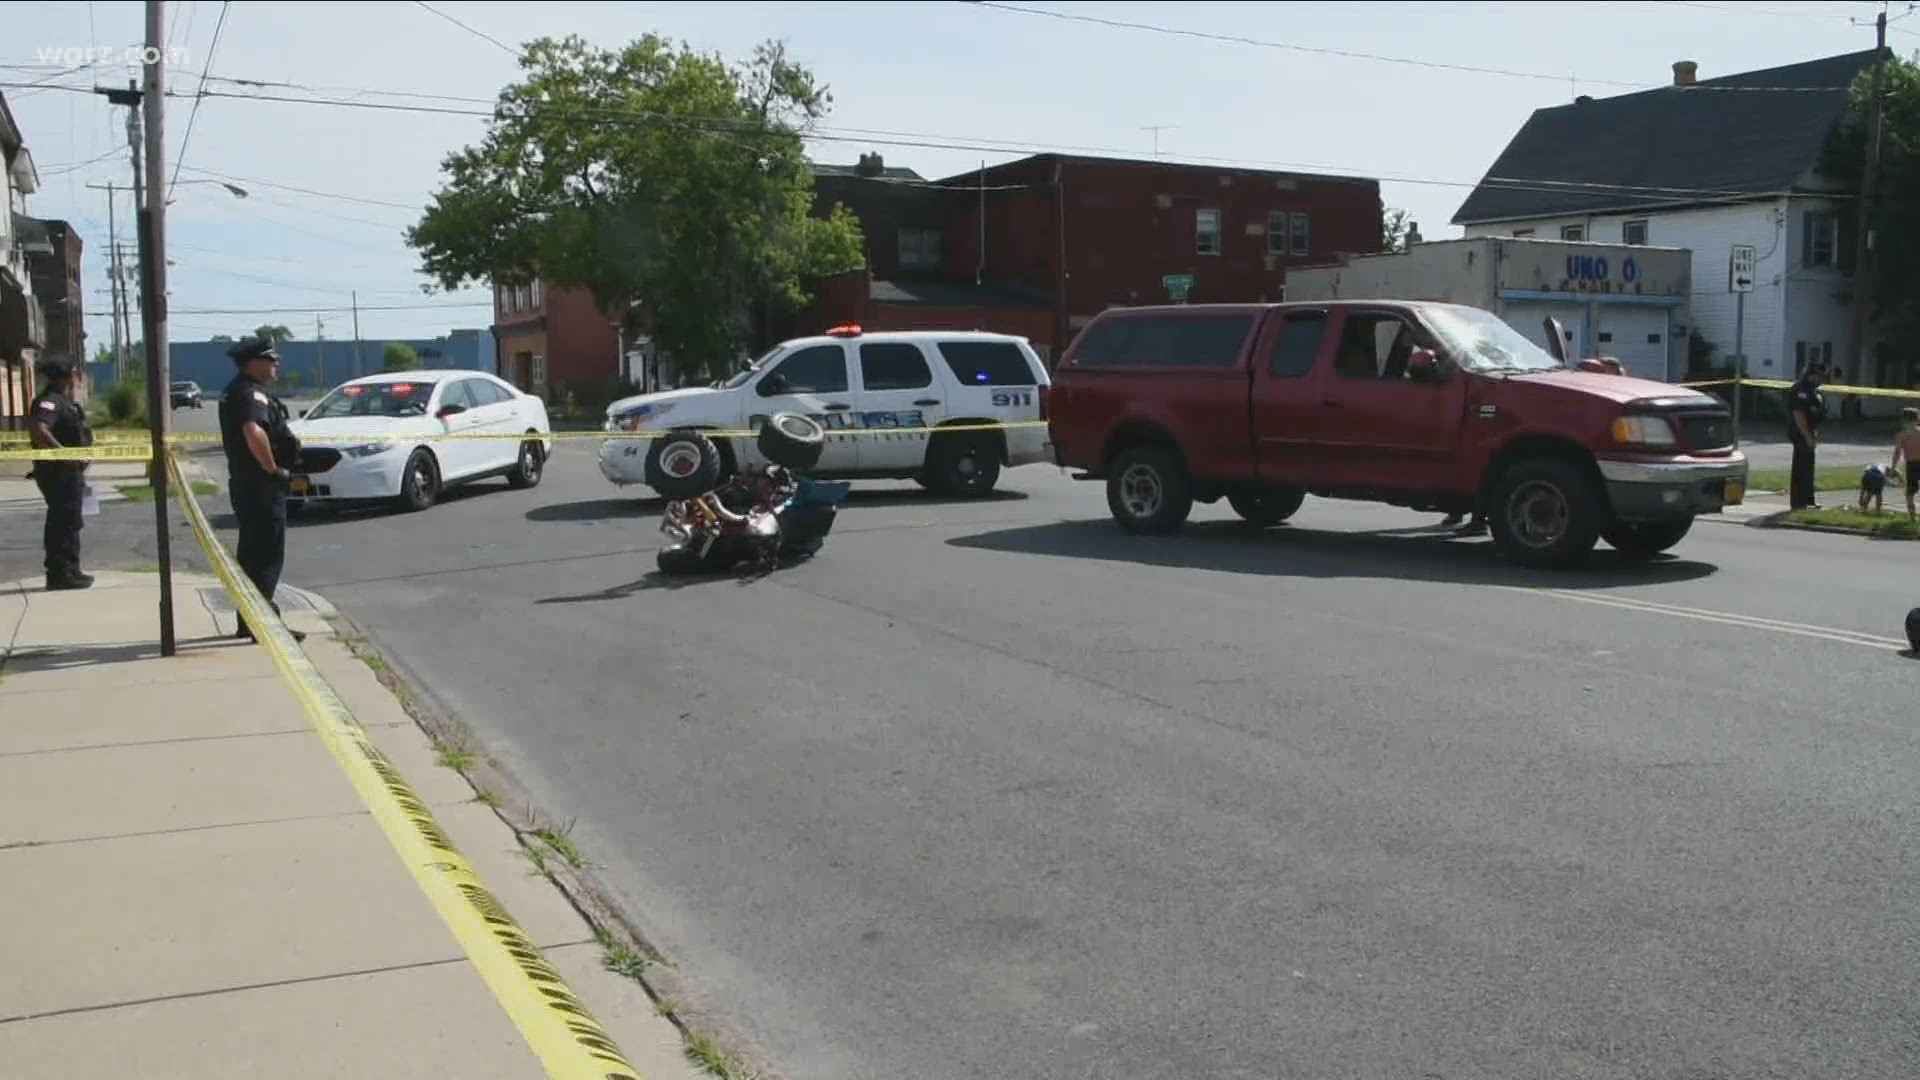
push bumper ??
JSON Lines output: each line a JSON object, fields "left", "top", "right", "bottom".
{"left": 1598, "top": 453, "right": 1748, "bottom": 521}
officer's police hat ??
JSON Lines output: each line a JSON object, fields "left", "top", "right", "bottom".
{"left": 35, "top": 355, "right": 76, "bottom": 379}
{"left": 228, "top": 336, "right": 281, "bottom": 365}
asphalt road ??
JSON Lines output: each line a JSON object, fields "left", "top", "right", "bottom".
{"left": 8, "top": 427, "right": 1918, "bottom": 1079}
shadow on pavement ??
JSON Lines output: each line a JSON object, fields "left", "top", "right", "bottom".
{"left": 525, "top": 487, "right": 1027, "bottom": 525}
{"left": 0, "top": 635, "right": 240, "bottom": 673}
{"left": 946, "top": 518, "right": 1719, "bottom": 590}
{"left": 534, "top": 571, "right": 739, "bottom": 603}
{"left": 204, "top": 484, "right": 504, "bottom": 531}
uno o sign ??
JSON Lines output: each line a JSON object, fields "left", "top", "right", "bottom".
{"left": 1565, "top": 254, "right": 1640, "bottom": 287}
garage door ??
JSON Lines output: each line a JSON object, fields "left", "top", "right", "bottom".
{"left": 1500, "top": 302, "right": 1583, "bottom": 362}
{"left": 1595, "top": 307, "right": 1670, "bottom": 382}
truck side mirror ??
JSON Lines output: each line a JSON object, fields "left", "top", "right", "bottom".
{"left": 1407, "top": 348, "right": 1440, "bottom": 380}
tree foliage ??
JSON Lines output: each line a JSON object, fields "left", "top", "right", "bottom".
{"left": 1824, "top": 54, "right": 1920, "bottom": 345}
{"left": 382, "top": 342, "right": 420, "bottom": 372}
{"left": 210, "top": 333, "right": 234, "bottom": 343}
{"left": 252, "top": 324, "right": 294, "bottom": 343}
{"left": 1382, "top": 208, "right": 1413, "bottom": 253}
{"left": 407, "top": 35, "right": 867, "bottom": 380}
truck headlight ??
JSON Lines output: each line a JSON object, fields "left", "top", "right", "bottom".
{"left": 1610, "top": 416, "right": 1677, "bottom": 448}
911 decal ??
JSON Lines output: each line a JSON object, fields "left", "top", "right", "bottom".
{"left": 991, "top": 390, "right": 1033, "bottom": 408}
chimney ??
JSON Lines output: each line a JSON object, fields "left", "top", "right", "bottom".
{"left": 1672, "top": 60, "right": 1698, "bottom": 87}
{"left": 856, "top": 152, "right": 885, "bottom": 177}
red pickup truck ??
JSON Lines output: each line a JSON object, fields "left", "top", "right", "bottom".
{"left": 1046, "top": 300, "right": 1748, "bottom": 567}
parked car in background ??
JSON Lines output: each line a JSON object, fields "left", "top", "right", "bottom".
{"left": 598, "top": 325, "right": 1052, "bottom": 499}
{"left": 1046, "top": 301, "right": 1747, "bottom": 567}
{"left": 284, "top": 370, "right": 552, "bottom": 514}
{"left": 170, "top": 381, "right": 203, "bottom": 409}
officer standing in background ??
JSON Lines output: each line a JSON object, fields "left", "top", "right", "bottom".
{"left": 26, "top": 356, "right": 94, "bottom": 590}
{"left": 1787, "top": 362, "right": 1828, "bottom": 510}
{"left": 218, "top": 337, "right": 304, "bottom": 643}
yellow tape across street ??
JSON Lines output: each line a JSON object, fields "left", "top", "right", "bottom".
{"left": 0, "top": 443, "right": 153, "bottom": 463}
{"left": 164, "top": 449, "right": 644, "bottom": 1079}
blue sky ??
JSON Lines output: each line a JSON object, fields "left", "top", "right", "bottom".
{"left": 4, "top": 1, "right": 1908, "bottom": 353}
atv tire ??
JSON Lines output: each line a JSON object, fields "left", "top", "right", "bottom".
{"left": 758, "top": 412, "right": 826, "bottom": 470}
{"left": 647, "top": 429, "right": 725, "bottom": 500}
{"left": 656, "top": 541, "right": 737, "bottom": 576}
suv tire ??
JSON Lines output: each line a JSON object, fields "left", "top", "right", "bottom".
{"left": 1488, "top": 458, "right": 1603, "bottom": 568}
{"left": 1603, "top": 517, "right": 1693, "bottom": 559}
{"left": 1107, "top": 446, "right": 1193, "bottom": 534}
{"left": 928, "top": 431, "right": 1002, "bottom": 498}
{"left": 1229, "top": 488, "right": 1306, "bottom": 527}
{"left": 647, "top": 429, "right": 724, "bottom": 499}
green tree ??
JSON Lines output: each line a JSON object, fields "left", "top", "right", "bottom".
{"left": 1382, "top": 207, "right": 1413, "bottom": 253}
{"left": 252, "top": 324, "right": 294, "bottom": 343}
{"left": 406, "top": 35, "right": 866, "bottom": 381}
{"left": 91, "top": 344, "right": 114, "bottom": 366}
{"left": 1823, "top": 55, "right": 1920, "bottom": 348}
{"left": 382, "top": 342, "right": 419, "bottom": 372}
{"left": 210, "top": 333, "right": 234, "bottom": 343}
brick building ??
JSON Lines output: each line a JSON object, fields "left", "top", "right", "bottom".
{"left": 24, "top": 218, "right": 83, "bottom": 370}
{"left": 800, "top": 152, "right": 1385, "bottom": 364}
{"left": 491, "top": 276, "right": 623, "bottom": 401}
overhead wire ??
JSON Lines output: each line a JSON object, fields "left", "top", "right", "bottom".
{"left": 168, "top": 0, "right": 231, "bottom": 199}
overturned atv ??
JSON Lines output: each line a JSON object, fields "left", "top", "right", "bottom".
{"left": 650, "top": 413, "right": 850, "bottom": 576}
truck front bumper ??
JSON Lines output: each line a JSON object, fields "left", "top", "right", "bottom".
{"left": 1597, "top": 453, "right": 1748, "bottom": 521}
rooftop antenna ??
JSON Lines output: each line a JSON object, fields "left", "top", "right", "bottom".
{"left": 1139, "top": 125, "right": 1182, "bottom": 158}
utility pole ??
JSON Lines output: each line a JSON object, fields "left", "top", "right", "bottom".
{"left": 134, "top": 0, "right": 176, "bottom": 657}
{"left": 351, "top": 291, "right": 363, "bottom": 380}
{"left": 103, "top": 187, "right": 124, "bottom": 382}
{"left": 1845, "top": 7, "right": 1888, "bottom": 386}
{"left": 316, "top": 316, "right": 326, "bottom": 389}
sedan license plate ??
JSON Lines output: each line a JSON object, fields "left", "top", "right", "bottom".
{"left": 290, "top": 476, "right": 309, "bottom": 495}
{"left": 1723, "top": 478, "right": 1744, "bottom": 506}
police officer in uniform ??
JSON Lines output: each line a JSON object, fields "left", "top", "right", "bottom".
{"left": 1787, "top": 362, "right": 1827, "bottom": 510}
{"left": 26, "top": 356, "right": 94, "bottom": 590}
{"left": 218, "top": 337, "right": 304, "bottom": 643}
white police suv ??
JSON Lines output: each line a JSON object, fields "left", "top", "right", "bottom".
{"left": 598, "top": 326, "right": 1052, "bottom": 498}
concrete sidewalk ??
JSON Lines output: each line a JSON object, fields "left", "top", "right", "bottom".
{"left": 0, "top": 572, "right": 698, "bottom": 1079}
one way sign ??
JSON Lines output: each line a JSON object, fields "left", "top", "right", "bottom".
{"left": 1729, "top": 244, "right": 1756, "bottom": 294}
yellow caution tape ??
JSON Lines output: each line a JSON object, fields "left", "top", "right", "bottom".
{"left": 1675, "top": 377, "right": 1920, "bottom": 401}
{"left": 0, "top": 443, "right": 154, "bottom": 463}
{"left": 287, "top": 419, "right": 1053, "bottom": 445}
{"left": 166, "top": 449, "right": 643, "bottom": 1080}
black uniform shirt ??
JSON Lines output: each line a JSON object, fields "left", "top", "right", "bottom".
{"left": 1787, "top": 377, "right": 1824, "bottom": 441}
{"left": 30, "top": 389, "right": 92, "bottom": 449}
{"left": 220, "top": 373, "right": 296, "bottom": 480}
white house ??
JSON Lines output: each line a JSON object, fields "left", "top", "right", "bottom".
{"left": 1452, "top": 51, "right": 1885, "bottom": 404}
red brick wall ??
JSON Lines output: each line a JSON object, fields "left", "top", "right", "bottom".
{"left": 493, "top": 281, "right": 620, "bottom": 398}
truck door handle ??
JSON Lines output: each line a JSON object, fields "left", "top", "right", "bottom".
{"left": 823, "top": 403, "right": 852, "bottom": 412}
{"left": 913, "top": 399, "right": 941, "bottom": 407}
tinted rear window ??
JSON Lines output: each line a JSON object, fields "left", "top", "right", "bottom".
{"left": 1071, "top": 315, "right": 1254, "bottom": 369}
{"left": 936, "top": 341, "right": 1037, "bottom": 386}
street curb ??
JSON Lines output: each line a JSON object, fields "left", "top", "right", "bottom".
{"left": 326, "top": 612, "right": 785, "bottom": 1080}
{"left": 1766, "top": 519, "right": 1920, "bottom": 540}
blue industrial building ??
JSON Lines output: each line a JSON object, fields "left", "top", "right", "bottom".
{"left": 87, "top": 328, "right": 496, "bottom": 394}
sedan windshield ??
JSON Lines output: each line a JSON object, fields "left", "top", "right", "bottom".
{"left": 1423, "top": 305, "right": 1564, "bottom": 374}
{"left": 307, "top": 381, "right": 437, "bottom": 419}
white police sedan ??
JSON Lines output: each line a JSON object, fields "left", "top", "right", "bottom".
{"left": 285, "top": 370, "right": 552, "bottom": 513}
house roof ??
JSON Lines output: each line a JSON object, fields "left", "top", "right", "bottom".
{"left": 939, "top": 152, "right": 1378, "bottom": 188}
{"left": 1451, "top": 50, "right": 1879, "bottom": 225}
{"left": 810, "top": 161, "right": 926, "bottom": 182}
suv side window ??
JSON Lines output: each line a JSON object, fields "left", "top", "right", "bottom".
{"left": 859, "top": 343, "right": 933, "bottom": 391}
{"left": 762, "top": 344, "right": 849, "bottom": 395}
{"left": 935, "top": 341, "right": 1037, "bottom": 386}
{"left": 1268, "top": 312, "right": 1328, "bottom": 377}
{"left": 1333, "top": 311, "right": 1434, "bottom": 381}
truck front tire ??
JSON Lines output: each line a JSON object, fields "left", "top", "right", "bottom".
{"left": 1488, "top": 458, "right": 1604, "bottom": 568}
{"left": 1229, "top": 488, "right": 1306, "bottom": 527}
{"left": 1107, "top": 446, "right": 1193, "bottom": 534}
{"left": 1603, "top": 517, "right": 1693, "bottom": 559}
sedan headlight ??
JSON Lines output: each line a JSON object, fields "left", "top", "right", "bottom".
{"left": 342, "top": 441, "right": 399, "bottom": 459}
{"left": 1610, "top": 415, "right": 1677, "bottom": 448}
{"left": 607, "top": 401, "right": 675, "bottom": 432}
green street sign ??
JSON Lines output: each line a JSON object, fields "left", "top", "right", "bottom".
{"left": 1162, "top": 273, "right": 1194, "bottom": 302}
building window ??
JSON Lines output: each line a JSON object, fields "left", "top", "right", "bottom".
{"left": 1623, "top": 219, "right": 1648, "bottom": 246}
{"left": 1290, "top": 212, "right": 1310, "bottom": 256}
{"left": 1266, "top": 211, "right": 1288, "bottom": 256}
{"left": 1803, "top": 210, "right": 1836, "bottom": 267}
{"left": 530, "top": 278, "right": 542, "bottom": 308}
{"left": 1561, "top": 224, "right": 1585, "bottom": 241}
{"left": 1513, "top": 228, "right": 1535, "bottom": 238}
{"left": 898, "top": 227, "right": 942, "bottom": 270}
{"left": 1196, "top": 209, "right": 1221, "bottom": 255}
{"left": 531, "top": 353, "right": 547, "bottom": 395}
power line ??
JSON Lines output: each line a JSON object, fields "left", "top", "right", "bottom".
{"left": 169, "top": 0, "right": 231, "bottom": 199}
{"left": 413, "top": 0, "right": 522, "bottom": 58}
{"left": 176, "top": 163, "right": 423, "bottom": 210}
{"left": 169, "top": 301, "right": 493, "bottom": 315}
{"left": 961, "top": 1, "right": 1644, "bottom": 88}
{"left": 1652, "top": 1, "right": 1857, "bottom": 20}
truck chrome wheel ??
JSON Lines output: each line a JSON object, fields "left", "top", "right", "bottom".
{"left": 1506, "top": 480, "right": 1570, "bottom": 548}
{"left": 1118, "top": 463, "right": 1164, "bottom": 519}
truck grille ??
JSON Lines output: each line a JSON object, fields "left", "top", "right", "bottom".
{"left": 1677, "top": 414, "right": 1735, "bottom": 453}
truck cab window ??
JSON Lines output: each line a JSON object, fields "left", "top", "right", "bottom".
{"left": 1335, "top": 313, "right": 1431, "bottom": 381}
{"left": 1268, "top": 312, "right": 1328, "bottom": 377}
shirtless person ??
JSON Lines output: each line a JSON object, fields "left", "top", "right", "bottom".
{"left": 1890, "top": 408, "right": 1920, "bottom": 520}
